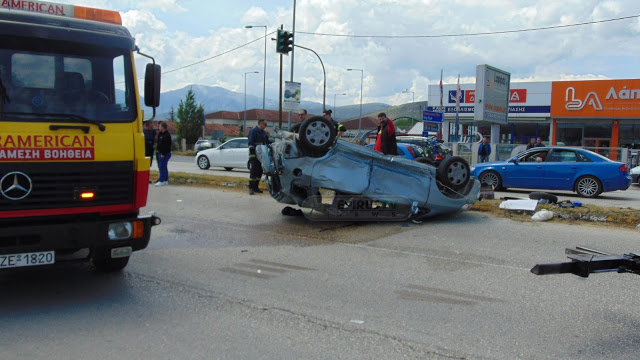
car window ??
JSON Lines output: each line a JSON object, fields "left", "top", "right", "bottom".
{"left": 576, "top": 152, "right": 592, "bottom": 162}
{"left": 519, "top": 150, "right": 548, "bottom": 162}
{"left": 549, "top": 150, "right": 577, "bottom": 162}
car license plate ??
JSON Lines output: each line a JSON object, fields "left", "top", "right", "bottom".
{"left": 0, "top": 251, "right": 55, "bottom": 269}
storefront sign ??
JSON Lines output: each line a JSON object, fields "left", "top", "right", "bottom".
{"left": 551, "top": 79, "right": 640, "bottom": 118}
{"left": 427, "top": 105, "right": 549, "bottom": 114}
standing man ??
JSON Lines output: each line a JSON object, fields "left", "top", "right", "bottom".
{"left": 155, "top": 122, "right": 172, "bottom": 186}
{"left": 373, "top": 112, "right": 397, "bottom": 155}
{"left": 323, "top": 109, "right": 346, "bottom": 139}
{"left": 291, "top": 109, "right": 307, "bottom": 133}
{"left": 143, "top": 121, "right": 156, "bottom": 166}
{"left": 248, "top": 119, "right": 271, "bottom": 195}
{"left": 478, "top": 136, "right": 491, "bottom": 163}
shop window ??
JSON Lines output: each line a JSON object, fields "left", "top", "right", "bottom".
{"left": 584, "top": 123, "right": 611, "bottom": 138}
{"left": 619, "top": 124, "right": 640, "bottom": 149}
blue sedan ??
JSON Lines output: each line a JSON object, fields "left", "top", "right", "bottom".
{"left": 470, "top": 147, "right": 631, "bottom": 197}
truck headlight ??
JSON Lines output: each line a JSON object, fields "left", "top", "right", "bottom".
{"left": 108, "top": 222, "right": 133, "bottom": 240}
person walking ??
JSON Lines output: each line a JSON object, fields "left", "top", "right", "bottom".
{"left": 248, "top": 119, "right": 272, "bottom": 195}
{"left": 155, "top": 122, "right": 172, "bottom": 186}
{"left": 143, "top": 121, "right": 156, "bottom": 166}
{"left": 373, "top": 112, "right": 397, "bottom": 155}
{"left": 526, "top": 137, "right": 536, "bottom": 150}
{"left": 478, "top": 136, "right": 492, "bottom": 163}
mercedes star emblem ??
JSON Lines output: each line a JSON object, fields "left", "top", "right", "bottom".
{"left": 0, "top": 171, "right": 33, "bottom": 200}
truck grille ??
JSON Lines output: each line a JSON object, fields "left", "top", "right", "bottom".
{"left": 0, "top": 161, "right": 133, "bottom": 211}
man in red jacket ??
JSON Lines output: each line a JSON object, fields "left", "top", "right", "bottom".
{"left": 373, "top": 113, "right": 397, "bottom": 155}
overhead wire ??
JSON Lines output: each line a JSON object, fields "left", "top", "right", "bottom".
{"left": 159, "top": 14, "right": 639, "bottom": 76}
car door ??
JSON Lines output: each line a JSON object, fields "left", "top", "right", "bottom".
{"left": 543, "top": 149, "right": 579, "bottom": 190}
{"left": 502, "top": 149, "right": 547, "bottom": 189}
{"left": 214, "top": 141, "right": 235, "bottom": 167}
{"left": 231, "top": 138, "right": 249, "bottom": 167}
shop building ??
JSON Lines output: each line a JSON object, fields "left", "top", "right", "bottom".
{"left": 427, "top": 82, "right": 552, "bottom": 144}
{"left": 427, "top": 78, "right": 640, "bottom": 163}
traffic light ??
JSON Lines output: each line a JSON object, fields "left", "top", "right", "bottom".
{"left": 276, "top": 29, "right": 293, "bottom": 54}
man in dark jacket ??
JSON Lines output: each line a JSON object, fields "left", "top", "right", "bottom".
{"left": 373, "top": 113, "right": 397, "bottom": 155}
{"left": 248, "top": 119, "right": 272, "bottom": 195}
{"left": 143, "top": 121, "right": 156, "bottom": 166}
{"left": 478, "top": 136, "right": 491, "bottom": 163}
{"left": 323, "top": 109, "right": 346, "bottom": 139}
{"left": 155, "top": 122, "right": 172, "bottom": 186}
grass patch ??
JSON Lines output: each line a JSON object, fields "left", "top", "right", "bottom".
{"left": 471, "top": 199, "right": 640, "bottom": 229}
{"left": 156, "top": 170, "right": 640, "bottom": 229}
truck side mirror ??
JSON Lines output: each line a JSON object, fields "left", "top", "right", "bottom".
{"left": 144, "top": 63, "right": 161, "bottom": 108}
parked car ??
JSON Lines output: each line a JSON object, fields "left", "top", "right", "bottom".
{"left": 195, "top": 137, "right": 249, "bottom": 171}
{"left": 395, "top": 135, "right": 452, "bottom": 167}
{"left": 470, "top": 147, "right": 632, "bottom": 197}
{"left": 194, "top": 139, "right": 222, "bottom": 152}
{"left": 256, "top": 116, "right": 480, "bottom": 221}
{"left": 364, "top": 143, "right": 427, "bottom": 160}
{"left": 631, "top": 165, "right": 640, "bottom": 184}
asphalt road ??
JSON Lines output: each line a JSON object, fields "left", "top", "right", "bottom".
{"left": 2, "top": 186, "right": 640, "bottom": 359}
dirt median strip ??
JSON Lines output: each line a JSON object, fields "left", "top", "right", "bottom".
{"left": 156, "top": 171, "right": 640, "bottom": 229}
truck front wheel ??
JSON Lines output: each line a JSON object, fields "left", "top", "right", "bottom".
{"left": 93, "top": 256, "right": 130, "bottom": 272}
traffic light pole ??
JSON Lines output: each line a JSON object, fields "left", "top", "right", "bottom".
{"left": 288, "top": 0, "right": 296, "bottom": 130}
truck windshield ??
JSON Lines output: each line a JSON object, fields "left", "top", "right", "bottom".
{"left": 0, "top": 36, "right": 136, "bottom": 123}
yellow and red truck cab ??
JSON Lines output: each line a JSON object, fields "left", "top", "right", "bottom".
{"left": 0, "top": 1, "right": 161, "bottom": 272}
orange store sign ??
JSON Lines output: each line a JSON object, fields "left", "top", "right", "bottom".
{"left": 551, "top": 79, "right": 640, "bottom": 118}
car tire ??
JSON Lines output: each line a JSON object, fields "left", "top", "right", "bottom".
{"left": 224, "top": 167, "right": 233, "bottom": 171}
{"left": 197, "top": 155, "right": 210, "bottom": 169}
{"left": 93, "top": 256, "right": 129, "bottom": 272}
{"left": 478, "top": 170, "right": 503, "bottom": 190}
{"left": 247, "top": 160, "right": 251, "bottom": 170}
{"left": 437, "top": 156, "right": 470, "bottom": 191}
{"left": 529, "top": 191, "right": 558, "bottom": 203}
{"left": 298, "top": 116, "right": 336, "bottom": 155}
{"left": 575, "top": 175, "right": 602, "bottom": 197}
{"left": 414, "top": 157, "right": 435, "bottom": 167}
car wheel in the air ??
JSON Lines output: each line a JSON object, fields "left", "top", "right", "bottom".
{"left": 197, "top": 155, "right": 210, "bottom": 169}
{"left": 575, "top": 176, "right": 602, "bottom": 197}
{"left": 298, "top": 116, "right": 336, "bottom": 155}
{"left": 437, "top": 156, "right": 470, "bottom": 191}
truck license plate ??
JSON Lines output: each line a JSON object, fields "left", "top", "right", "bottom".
{"left": 0, "top": 251, "right": 55, "bottom": 269}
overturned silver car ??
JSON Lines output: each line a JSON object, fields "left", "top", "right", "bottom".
{"left": 256, "top": 116, "right": 481, "bottom": 221}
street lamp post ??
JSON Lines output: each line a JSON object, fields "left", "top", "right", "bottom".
{"left": 333, "top": 93, "right": 346, "bottom": 119}
{"left": 245, "top": 25, "right": 267, "bottom": 121}
{"left": 244, "top": 71, "right": 259, "bottom": 136}
{"left": 402, "top": 89, "right": 415, "bottom": 125}
{"left": 347, "top": 68, "right": 363, "bottom": 132}
{"left": 293, "top": 43, "right": 326, "bottom": 110}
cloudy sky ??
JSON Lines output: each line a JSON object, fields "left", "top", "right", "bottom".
{"left": 55, "top": 0, "right": 640, "bottom": 106}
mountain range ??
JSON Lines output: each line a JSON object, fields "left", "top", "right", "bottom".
{"left": 153, "top": 84, "right": 394, "bottom": 121}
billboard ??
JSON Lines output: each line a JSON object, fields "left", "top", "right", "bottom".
{"left": 474, "top": 65, "right": 511, "bottom": 124}
{"left": 551, "top": 79, "right": 640, "bottom": 118}
{"left": 283, "top": 81, "right": 301, "bottom": 111}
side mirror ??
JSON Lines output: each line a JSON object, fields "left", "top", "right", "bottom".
{"left": 509, "top": 158, "right": 518, "bottom": 164}
{"left": 144, "top": 63, "right": 161, "bottom": 108}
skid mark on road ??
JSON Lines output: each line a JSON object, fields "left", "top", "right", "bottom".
{"left": 396, "top": 284, "right": 503, "bottom": 305}
{"left": 219, "top": 259, "right": 316, "bottom": 280}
